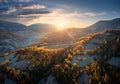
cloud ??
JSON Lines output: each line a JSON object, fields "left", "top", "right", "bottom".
{"left": 24, "top": 8, "right": 108, "bottom": 26}
{"left": 0, "top": 0, "right": 49, "bottom": 16}
{"left": 21, "top": 4, "right": 46, "bottom": 10}
{"left": 112, "top": 11, "right": 118, "bottom": 14}
{"left": 0, "top": 4, "right": 50, "bottom": 16}
{"left": 84, "top": 12, "right": 107, "bottom": 17}
{"left": 0, "top": 0, "right": 8, "bottom": 3}
{"left": 24, "top": 8, "right": 83, "bottom": 26}
{"left": 17, "top": 0, "right": 33, "bottom": 2}
{"left": 47, "top": 8, "right": 107, "bottom": 18}
{"left": 45, "top": 8, "right": 81, "bottom": 18}
{"left": 17, "top": 10, "right": 51, "bottom": 16}
{"left": 0, "top": 0, "right": 33, "bottom": 3}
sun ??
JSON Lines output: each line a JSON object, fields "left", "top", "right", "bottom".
{"left": 59, "top": 23, "right": 66, "bottom": 28}
{"left": 54, "top": 20, "right": 68, "bottom": 29}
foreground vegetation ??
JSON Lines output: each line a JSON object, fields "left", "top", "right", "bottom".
{"left": 0, "top": 29, "right": 120, "bottom": 84}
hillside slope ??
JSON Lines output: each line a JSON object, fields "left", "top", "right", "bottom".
{"left": 0, "top": 20, "right": 57, "bottom": 54}
{"left": 0, "top": 29, "right": 119, "bottom": 84}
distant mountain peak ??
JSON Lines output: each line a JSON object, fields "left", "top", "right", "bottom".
{"left": 0, "top": 20, "right": 27, "bottom": 31}
{"left": 86, "top": 18, "right": 120, "bottom": 32}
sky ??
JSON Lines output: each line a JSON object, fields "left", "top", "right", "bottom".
{"left": 0, "top": 0, "right": 120, "bottom": 28}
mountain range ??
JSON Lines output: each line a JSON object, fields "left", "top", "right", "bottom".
{"left": 1, "top": 18, "right": 120, "bottom": 32}
{"left": 41, "top": 18, "right": 120, "bottom": 44}
{"left": 0, "top": 18, "right": 120, "bottom": 84}
{"left": 0, "top": 18, "right": 120, "bottom": 54}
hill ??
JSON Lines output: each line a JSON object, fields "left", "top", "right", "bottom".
{"left": 40, "top": 28, "right": 84, "bottom": 44}
{"left": 28, "top": 23, "right": 58, "bottom": 32}
{"left": 85, "top": 18, "right": 120, "bottom": 32}
{"left": 0, "top": 20, "right": 27, "bottom": 31}
{"left": 0, "top": 20, "right": 59, "bottom": 54}
{"left": 0, "top": 29, "right": 119, "bottom": 84}
{"left": 41, "top": 18, "right": 120, "bottom": 44}
{"left": 0, "top": 21, "right": 43, "bottom": 54}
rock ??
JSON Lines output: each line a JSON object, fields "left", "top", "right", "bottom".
{"left": 38, "top": 75, "right": 59, "bottom": 84}
{"left": 108, "top": 57, "right": 120, "bottom": 67}
{"left": 5, "top": 78, "right": 16, "bottom": 84}
{"left": 77, "top": 73, "right": 89, "bottom": 84}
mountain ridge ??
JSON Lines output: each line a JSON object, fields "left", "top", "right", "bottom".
{"left": 85, "top": 18, "right": 120, "bottom": 32}
{"left": 0, "top": 20, "right": 27, "bottom": 31}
